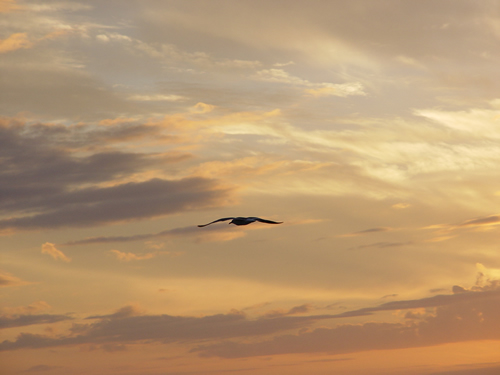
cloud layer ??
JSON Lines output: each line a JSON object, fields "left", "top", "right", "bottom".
{"left": 0, "top": 118, "right": 233, "bottom": 232}
{"left": 2, "top": 278, "right": 499, "bottom": 358}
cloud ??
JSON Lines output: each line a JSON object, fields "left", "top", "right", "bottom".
{"left": 392, "top": 203, "right": 411, "bottom": 209}
{"left": 0, "top": 0, "right": 20, "bottom": 13}
{"left": 459, "top": 215, "right": 500, "bottom": 228}
{"left": 415, "top": 106, "right": 500, "bottom": 139}
{"left": 253, "top": 68, "right": 310, "bottom": 86}
{"left": 193, "top": 279, "right": 500, "bottom": 358}
{"left": 110, "top": 249, "right": 176, "bottom": 261}
{"left": 0, "top": 308, "right": 326, "bottom": 351}
{"left": 3, "top": 278, "right": 500, "bottom": 356}
{"left": 0, "top": 271, "right": 29, "bottom": 287}
{"left": 2, "top": 301, "right": 51, "bottom": 315}
{"left": 0, "top": 177, "right": 232, "bottom": 231}
{"left": 0, "top": 118, "right": 233, "bottom": 232}
{"left": 263, "top": 304, "right": 313, "bottom": 318}
{"left": 62, "top": 212, "right": 307, "bottom": 247}
{"left": 41, "top": 243, "right": 70, "bottom": 262}
{"left": 128, "top": 94, "right": 186, "bottom": 102}
{"left": 253, "top": 69, "right": 365, "bottom": 97}
{"left": 62, "top": 224, "right": 242, "bottom": 246}
{"left": 0, "top": 301, "right": 72, "bottom": 329}
{"left": 110, "top": 250, "right": 156, "bottom": 261}
{"left": 89, "top": 29, "right": 262, "bottom": 74}
{"left": 273, "top": 61, "right": 295, "bottom": 67}
{"left": 425, "top": 214, "right": 500, "bottom": 235}
{"left": 304, "top": 82, "right": 366, "bottom": 98}
{"left": 86, "top": 305, "right": 143, "bottom": 320}
{"left": 340, "top": 227, "right": 393, "bottom": 237}
{"left": 0, "top": 33, "right": 33, "bottom": 53}
{"left": 349, "top": 241, "right": 413, "bottom": 250}
{"left": 0, "top": 313, "right": 72, "bottom": 329}
{"left": 190, "top": 102, "right": 215, "bottom": 114}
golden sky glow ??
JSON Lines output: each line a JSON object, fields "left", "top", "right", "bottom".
{"left": 2, "top": 1, "right": 500, "bottom": 374}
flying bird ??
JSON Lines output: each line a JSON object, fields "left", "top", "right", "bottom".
{"left": 198, "top": 216, "right": 283, "bottom": 227}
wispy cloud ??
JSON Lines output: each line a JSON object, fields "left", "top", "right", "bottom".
{"left": 0, "top": 33, "right": 33, "bottom": 53}
{"left": 41, "top": 243, "right": 70, "bottom": 262}
{"left": 0, "top": 271, "right": 30, "bottom": 287}
{"left": 252, "top": 68, "right": 366, "bottom": 97}
{"left": 0, "top": 313, "right": 72, "bottom": 329}
{"left": 349, "top": 241, "right": 413, "bottom": 250}
{"left": 339, "top": 227, "right": 393, "bottom": 237}
{"left": 0, "top": 0, "right": 21, "bottom": 13}
{"left": 1, "top": 301, "right": 72, "bottom": 329}
{"left": 109, "top": 249, "right": 180, "bottom": 261}
{"left": 424, "top": 214, "right": 500, "bottom": 234}
{"left": 62, "top": 224, "right": 243, "bottom": 246}
{"left": 128, "top": 94, "right": 186, "bottom": 102}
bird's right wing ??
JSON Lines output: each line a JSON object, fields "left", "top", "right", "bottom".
{"left": 254, "top": 218, "right": 283, "bottom": 224}
{"left": 197, "top": 217, "right": 234, "bottom": 227}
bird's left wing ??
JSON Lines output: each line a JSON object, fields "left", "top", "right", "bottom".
{"left": 197, "top": 217, "right": 234, "bottom": 227}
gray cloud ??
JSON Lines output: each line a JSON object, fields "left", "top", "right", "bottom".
{"left": 193, "top": 285, "right": 500, "bottom": 358}
{"left": 0, "top": 314, "right": 73, "bottom": 329}
{"left": 2, "top": 281, "right": 499, "bottom": 356}
{"left": 330, "top": 287, "right": 500, "bottom": 319}
{"left": 349, "top": 241, "right": 413, "bottom": 250}
{"left": 262, "top": 304, "right": 313, "bottom": 318}
{"left": 62, "top": 223, "right": 235, "bottom": 246}
{"left": 0, "top": 119, "right": 232, "bottom": 231}
{"left": 341, "top": 227, "right": 393, "bottom": 237}
{"left": 0, "top": 308, "right": 327, "bottom": 351}
{"left": 0, "top": 177, "right": 231, "bottom": 231}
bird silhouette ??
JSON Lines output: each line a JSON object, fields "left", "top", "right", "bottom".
{"left": 198, "top": 216, "right": 283, "bottom": 227}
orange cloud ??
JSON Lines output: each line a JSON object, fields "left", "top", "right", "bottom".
{"left": 110, "top": 249, "right": 159, "bottom": 261}
{"left": 0, "top": 271, "right": 30, "bottom": 287}
{"left": 110, "top": 249, "right": 182, "bottom": 261}
{"left": 0, "top": 33, "right": 33, "bottom": 53}
{"left": 41, "top": 243, "right": 71, "bottom": 262}
{"left": 304, "top": 82, "right": 366, "bottom": 98}
{"left": 0, "top": 0, "right": 20, "bottom": 13}
{"left": 424, "top": 214, "right": 500, "bottom": 237}
{"left": 190, "top": 102, "right": 215, "bottom": 114}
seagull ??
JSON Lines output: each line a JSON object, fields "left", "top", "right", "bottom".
{"left": 198, "top": 216, "right": 283, "bottom": 227}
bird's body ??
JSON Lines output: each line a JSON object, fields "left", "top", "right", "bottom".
{"left": 198, "top": 216, "right": 283, "bottom": 227}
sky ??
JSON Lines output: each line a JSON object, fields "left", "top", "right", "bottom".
{"left": 1, "top": 0, "right": 500, "bottom": 374}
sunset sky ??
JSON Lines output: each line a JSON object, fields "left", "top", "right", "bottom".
{"left": 2, "top": 1, "right": 500, "bottom": 374}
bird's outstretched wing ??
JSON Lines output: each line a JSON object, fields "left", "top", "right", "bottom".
{"left": 197, "top": 217, "right": 234, "bottom": 227}
{"left": 252, "top": 217, "right": 283, "bottom": 224}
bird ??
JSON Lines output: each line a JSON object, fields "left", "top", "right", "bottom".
{"left": 198, "top": 216, "right": 283, "bottom": 227}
